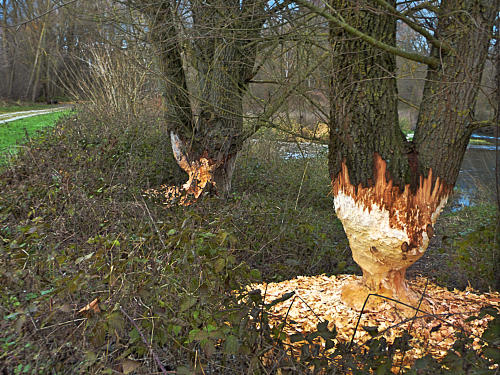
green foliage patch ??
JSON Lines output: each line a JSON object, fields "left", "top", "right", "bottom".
{"left": 439, "top": 204, "right": 498, "bottom": 291}
{"left": 0, "top": 111, "right": 69, "bottom": 163}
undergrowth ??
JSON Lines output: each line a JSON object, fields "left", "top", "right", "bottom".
{"left": 0, "top": 106, "right": 498, "bottom": 374}
{"left": 438, "top": 204, "right": 498, "bottom": 291}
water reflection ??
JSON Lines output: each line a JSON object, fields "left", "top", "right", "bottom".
{"left": 452, "top": 147, "right": 497, "bottom": 210}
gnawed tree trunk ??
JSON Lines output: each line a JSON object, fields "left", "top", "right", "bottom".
{"left": 328, "top": 0, "right": 497, "bottom": 310}
{"left": 141, "top": 0, "right": 267, "bottom": 202}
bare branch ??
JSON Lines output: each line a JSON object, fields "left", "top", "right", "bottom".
{"left": 294, "top": 0, "right": 440, "bottom": 68}
{"left": 1, "top": 0, "right": 79, "bottom": 30}
{"left": 374, "top": 0, "right": 450, "bottom": 54}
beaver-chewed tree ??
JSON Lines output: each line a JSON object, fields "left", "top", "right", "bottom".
{"left": 135, "top": 0, "right": 270, "bottom": 199}
{"left": 297, "top": 0, "right": 498, "bottom": 309}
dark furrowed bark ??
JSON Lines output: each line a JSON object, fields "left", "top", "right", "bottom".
{"left": 147, "top": 0, "right": 266, "bottom": 163}
{"left": 140, "top": 0, "right": 267, "bottom": 198}
{"left": 147, "top": 1, "right": 193, "bottom": 135}
{"left": 414, "top": 0, "right": 499, "bottom": 187}
{"left": 329, "top": 0, "right": 410, "bottom": 190}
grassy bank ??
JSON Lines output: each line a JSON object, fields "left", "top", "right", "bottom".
{"left": 0, "top": 107, "right": 497, "bottom": 374}
{"left": 0, "top": 102, "right": 60, "bottom": 114}
{"left": 0, "top": 111, "right": 69, "bottom": 162}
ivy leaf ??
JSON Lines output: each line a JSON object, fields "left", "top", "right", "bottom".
{"left": 214, "top": 258, "right": 225, "bottom": 273}
{"left": 478, "top": 306, "right": 499, "bottom": 318}
{"left": 290, "top": 333, "right": 304, "bottom": 343}
{"left": 362, "top": 326, "right": 379, "bottom": 337}
{"left": 430, "top": 323, "right": 441, "bottom": 333}
{"left": 249, "top": 269, "right": 261, "bottom": 280}
{"left": 266, "top": 291, "right": 295, "bottom": 308}
{"left": 107, "top": 311, "right": 125, "bottom": 334}
{"left": 248, "top": 290, "right": 262, "bottom": 304}
{"left": 481, "top": 318, "right": 500, "bottom": 344}
{"left": 317, "top": 321, "right": 329, "bottom": 333}
{"left": 180, "top": 296, "right": 197, "bottom": 312}
{"left": 483, "top": 347, "right": 500, "bottom": 363}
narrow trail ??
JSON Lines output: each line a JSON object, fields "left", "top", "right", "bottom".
{"left": 0, "top": 107, "right": 67, "bottom": 125}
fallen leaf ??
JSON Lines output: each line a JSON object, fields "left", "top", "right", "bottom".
{"left": 121, "top": 359, "right": 141, "bottom": 374}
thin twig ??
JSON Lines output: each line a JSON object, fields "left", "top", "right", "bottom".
{"left": 0, "top": 0, "right": 80, "bottom": 30}
{"left": 295, "top": 293, "right": 324, "bottom": 323}
{"left": 138, "top": 195, "right": 169, "bottom": 259}
{"left": 348, "top": 292, "right": 489, "bottom": 351}
{"left": 120, "top": 306, "right": 169, "bottom": 375}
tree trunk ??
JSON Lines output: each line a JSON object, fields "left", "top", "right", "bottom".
{"left": 329, "top": 0, "right": 496, "bottom": 311}
{"left": 212, "top": 153, "right": 237, "bottom": 198}
{"left": 142, "top": 0, "right": 266, "bottom": 202}
{"left": 414, "top": 0, "right": 498, "bottom": 185}
{"left": 26, "top": 7, "right": 48, "bottom": 101}
{"left": 0, "top": 1, "right": 9, "bottom": 87}
{"left": 494, "top": 13, "right": 500, "bottom": 293}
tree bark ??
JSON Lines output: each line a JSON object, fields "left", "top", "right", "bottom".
{"left": 26, "top": 2, "right": 49, "bottom": 101}
{"left": 142, "top": 0, "right": 267, "bottom": 200}
{"left": 0, "top": 0, "right": 9, "bottom": 85}
{"left": 329, "top": 0, "right": 409, "bottom": 188}
{"left": 494, "top": 12, "right": 500, "bottom": 292}
{"left": 414, "top": 0, "right": 498, "bottom": 186}
{"left": 328, "top": 0, "right": 497, "bottom": 310}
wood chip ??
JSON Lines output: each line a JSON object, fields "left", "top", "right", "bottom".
{"left": 251, "top": 275, "right": 499, "bottom": 367}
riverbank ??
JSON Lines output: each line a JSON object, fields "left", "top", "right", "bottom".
{"left": 0, "top": 108, "right": 497, "bottom": 373}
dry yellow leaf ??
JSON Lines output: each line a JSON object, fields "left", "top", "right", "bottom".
{"left": 77, "top": 298, "right": 100, "bottom": 314}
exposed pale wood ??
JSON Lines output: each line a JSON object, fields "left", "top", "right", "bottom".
{"left": 333, "top": 154, "right": 450, "bottom": 310}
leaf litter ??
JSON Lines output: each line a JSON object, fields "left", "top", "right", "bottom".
{"left": 251, "top": 274, "right": 499, "bottom": 368}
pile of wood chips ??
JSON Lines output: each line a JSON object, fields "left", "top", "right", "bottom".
{"left": 252, "top": 274, "right": 499, "bottom": 368}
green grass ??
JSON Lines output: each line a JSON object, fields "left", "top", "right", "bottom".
{"left": 0, "top": 111, "right": 69, "bottom": 161}
{"left": 0, "top": 103, "right": 59, "bottom": 114}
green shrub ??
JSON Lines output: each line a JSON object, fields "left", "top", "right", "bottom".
{"left": 444, "top": 204, "right": 497, "bottom": 291}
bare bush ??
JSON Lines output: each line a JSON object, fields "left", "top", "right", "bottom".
{"left": 60, "top": 45, "right": 159, "bottom": 118}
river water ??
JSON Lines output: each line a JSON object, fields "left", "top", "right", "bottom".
{"left": 278, "top": 137, "right": 498, "bottom": 208}
{"left": 454, "top": 145, "right": 497, "bottom": 207}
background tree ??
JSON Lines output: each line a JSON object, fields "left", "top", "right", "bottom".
{"left": 130, "top": 0, "right": 274, "bottom": 198}
{"left": 295, "top": 0, "right": 499, "bottom": 309}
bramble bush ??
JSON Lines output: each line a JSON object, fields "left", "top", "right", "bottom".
{"left": 1, "top": 106, "right": 498, "bottom": 373}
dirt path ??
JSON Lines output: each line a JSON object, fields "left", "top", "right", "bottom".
{"left": 0, "top": 107, "right": 67, "bottom": 125}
